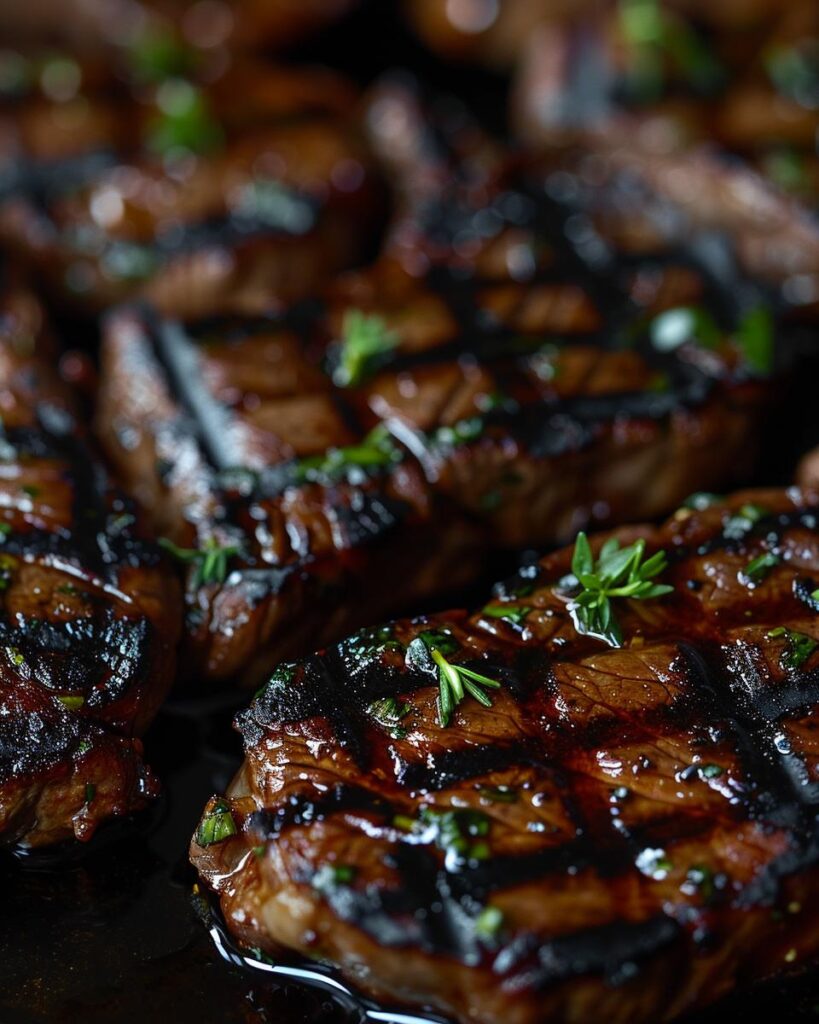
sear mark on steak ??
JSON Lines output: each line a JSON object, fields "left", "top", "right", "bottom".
{"left": 193, "top": 487, "right": 819, "bottom": 1024}
{"left": 98, "top": 90, "right": 786, "bottom": 687}
{"left": 0, "top": 277, "right": 181, "bottom": 848}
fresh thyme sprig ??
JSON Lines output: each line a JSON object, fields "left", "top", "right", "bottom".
{"left": 159, "top": 536, "right": 240, "bottom": 588}
{"left": 563, "top": 532, "right": 673, "bottom": 647}
{"left": 333, "top": 310, "right": 399, "bottom": 388}
{"left": 430, "top": 648, "right": 500, "bottom": 728}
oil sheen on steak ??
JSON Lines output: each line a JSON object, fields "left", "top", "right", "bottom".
{"left": 97, "top": 106, "right": 779, "bottom": 686}
{"left": 0, "top": 279, "right": 181, "bottom": 847}
{"left": 192, "top": 487, "right": 819, "bottom": 1024}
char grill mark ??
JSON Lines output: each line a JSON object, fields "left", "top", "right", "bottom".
{"left": 0, "top": 62, "right": 383, "bottom": 318}
{"left": 192, "top": 488, "right": 819, "bottom": 1024}
{"left": 0, "top": 279, "right": 181, "bottom": 847}
{"left": 98, "top": 97, "right": 781, "bottom": 686}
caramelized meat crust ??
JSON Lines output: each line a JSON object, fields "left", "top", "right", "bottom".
{"left": 98, "top": 113, "right": 779, "bottom": 686}
{"left": 193, "top": 487, "right": 819, "bottom": 1024}
{"left": 0, "top": 60, "right": 382, "bottom": 318}
{"left": 0, "top": 281, "right": 181, "bottom": 847}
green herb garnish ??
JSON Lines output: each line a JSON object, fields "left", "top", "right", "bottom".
{"left": 367, "top": 696, "right": 411, "bottom": 738}
{"left": 699, "top": 763, "right": 723, "bottom": 780}
{"left": 767, "top": 627, "right": 819, "bottom": 670}
{"left": 57, "top": 694, "right": 85, "bottom": 710}
{"left": 159, "top": 536, "right": 240, "bottom": 588}
{"left": 84, "top": 783, "right": 96, "bottom": 804}
{"left": 312, "top": 864, "right": 357, "bottom": 890}
{"left": 195, "top": 799, "right": 237, "bottom": 847}
{"left": 682, "top": 492, "right": 722, "bottom": 511}
{"left": 427, "top": 646, "right": 501, "bottom": 729}
{"left": 474, "top": 905, "right": 504, "bottom": 940}
{"left": 736, "top": 306, "right": 774, "bottom": 376}
{"left": 564, "top": 533, "right": 673, "bottom": 647}
{"left": 723, "top": 504, "right": 769, "bottom": 540}
{"left": 333, "top": 310, "right": 399, "bottom": 388}
{"left": 741, "top": 552, "right": 780, "bottom": 587}
{"left": 481, "top": 603, "right": 532, "bottom": 626}
{"left": 147, "top": 78, "right": 223, "bottom": 157}
{"left": 294, "top": 425, "right": 399, "bottom": 484}
{"left": 419, "top": 808, "right": 492, "bottom": 867}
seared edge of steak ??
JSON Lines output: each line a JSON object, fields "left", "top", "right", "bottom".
{"left": 193, "top": 487, "right": 819, "bottom": 1023}
{"left": 0, "top": 281, "right": 182, "bottom": 847}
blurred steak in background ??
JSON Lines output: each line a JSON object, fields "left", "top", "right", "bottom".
{"left": 95, "top": 85, "right": 789, "bottom": 688}
{"left": 0, "top": 53, "right": 384, "bottom": 318}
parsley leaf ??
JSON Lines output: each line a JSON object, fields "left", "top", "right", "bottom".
{"left": 563, "top": 532, "right": 673, "bottom": 647}
{"left": 735, "top": 306, "right": 774, "bottom": 376}
{"left": 195, "top": 799, "right": 237, "bottom": 847}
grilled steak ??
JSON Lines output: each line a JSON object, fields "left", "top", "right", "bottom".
{"left": 0, "top": 276, "right": 181, "bottom": 848}
{"left": 511, "top": 1, "right": 819, "bottom": 213}
{"left": 97, "top": 91, "right": 783, "bottom": 687}
{"left": 0, "top": 58, "right": 382, "bottom": 318}
{"left": 192, "top": 486, "right": 819, "bottom": 1024}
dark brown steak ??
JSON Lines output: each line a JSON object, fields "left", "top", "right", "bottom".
{"left": 0, "top": 278, "right": 182, "bottom": 848}
{"left": 192, "top": 486, "right": 819, "bottom": 1024}
{"left": 0, "top": 59, "right": 382, "bottom": 318}
{"left": 97, "top": 106, "right": 780, "bottom": 686}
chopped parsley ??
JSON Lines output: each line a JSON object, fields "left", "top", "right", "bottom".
{"left": 195, "top": 799, "right": 237, "bottom": 847}
{"left": 84, "top": 783, "right": 96, "bottom": 805}
{"left": 562, "top": 532, "right": 673, "bottom": 647}
{"left": 766, "top": 627, "right": 819, "bottom": 671}
{"left": 333, "top": 310, "right": 399, "bottom": 388}
{"left": 699, "top": 763, "right": 723, "bottom": 780}
{"left": 159, "top": 536, "right": 240, "bottom": 588}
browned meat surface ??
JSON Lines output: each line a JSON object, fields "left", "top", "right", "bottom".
{"left": 510, "top": 0, "right": 819, "bottom": 211}
{"left": 0, "top": 59, "right": 382, "bottom": 317}
{"left": 192, "top": 486, "right": 819, "bottom": 1024}
{"left": 0, "top": 277, "right": 182, "bottom": 848}
{"left": 96, "top": 104, "right": 782, "bottom": 688}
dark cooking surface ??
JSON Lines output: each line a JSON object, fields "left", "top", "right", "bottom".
{"left": 2, "top": 4, "right": 819, "bottom": 1022}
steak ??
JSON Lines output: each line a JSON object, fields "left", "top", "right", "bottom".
{"left": 0, "top": 275, "right": 182, "bottom": 847}
{"left": 98, "top": 96, "right": 781, "bottom": 687}
{"left": 192, "top": 486, "right": 819, "bottom": 1024}
{"left": 0, "top": 58, "right": 382, "bottom": 318}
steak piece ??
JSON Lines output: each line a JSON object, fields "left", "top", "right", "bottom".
{"left": 0, "top": 276, "right": 181, "bottom": 848}
{"left": 0, "top": 58, "right": 382, "bottom": 318}
{"left": 192, "top": 486, "right": 819, "bottom": 1024}
{"left": 98, "top": 99, "right": 781, "bottom": 687}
